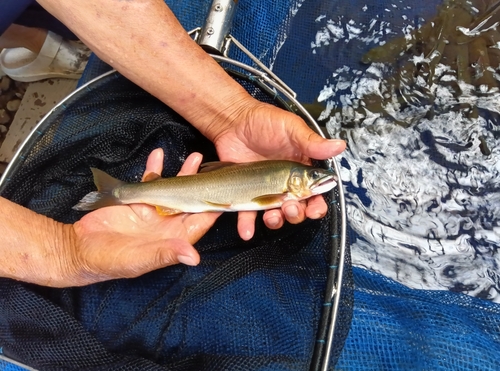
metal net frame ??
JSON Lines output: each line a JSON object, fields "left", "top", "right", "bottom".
{"left": 0, "top": 1, "right": 352, "bottom": 370}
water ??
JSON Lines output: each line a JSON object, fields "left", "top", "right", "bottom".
{"left": 306, "top": 0, "right": 500, "bottom": 301}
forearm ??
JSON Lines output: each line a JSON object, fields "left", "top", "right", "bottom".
{"left": 0, "top": 196, "right": 75, "bottom": 286}
{"left": 36, "top": 0, "right": 252, "bottom": 141}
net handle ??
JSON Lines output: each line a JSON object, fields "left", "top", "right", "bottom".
{"left": 197, "top": 0, "right": 237, "bottom": 55}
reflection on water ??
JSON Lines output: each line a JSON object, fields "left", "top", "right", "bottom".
{"left": 312, "top": 0, "right": 500, "bottom": 301}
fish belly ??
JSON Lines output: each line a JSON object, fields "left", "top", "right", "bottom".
{"left": 117, "top": 184, "right": 286, "bottom": 213}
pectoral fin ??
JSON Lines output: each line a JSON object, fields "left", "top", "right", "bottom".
{"left": 251, "top": 194, "right": 286, "bottom": 207}
{"left": 155, "top": 205, "right": 182, "bottom": 216}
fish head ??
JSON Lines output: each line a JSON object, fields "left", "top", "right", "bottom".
{"left": 288, "top": 165, "right": 337, "bottom": 198}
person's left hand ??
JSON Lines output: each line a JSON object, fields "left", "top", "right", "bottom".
{"left": 66, "top": 149, "right": 221, "bottom": 286}
{"left": 207, "top": 99, "right": 346, "bottom": 240}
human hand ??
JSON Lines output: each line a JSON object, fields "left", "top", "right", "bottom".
{"left": 67, "top": 149, "right": 221, "bottom": 286}
{"left": 206, "top": 99, "right": 346, "bottom": 240}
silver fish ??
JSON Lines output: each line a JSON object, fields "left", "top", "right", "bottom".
{"left": 74, "top": 160, "right": 337, "bottom": 214}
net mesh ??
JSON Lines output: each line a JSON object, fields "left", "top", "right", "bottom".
{"left": 0, "top": 71, "right": 352, "bottom": 370}
{"left": 336, "top": 266, "right": 500, "bottom": 370}
{"left": 3, "top": 0, "right": 500, "bottom": 369}
{"left": 268, "top": 0, "right": 500, "bottom": 368}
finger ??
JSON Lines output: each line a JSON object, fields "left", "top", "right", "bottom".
{"left": 290, "top": 120, "right": 346, "bottom": 160}
{"left": 263, "top": 209, "right": 285, "bottom": 230}
{"left": 281, "top": 200, "right": 306, "bottom": 225}
{"left": 178, "top": 152, "right": 203, "bottom": 176}
{"left": 305, "top": 195, "right": 328, "bottom": 220}
{"left": 143, "top": 148, "right": 164, "bottom": 181}
{"left": 183, "top": 211, "right": 222, "bottom": 243}
{"left": 237, "top": 211, "right": 257, "bottom": 241}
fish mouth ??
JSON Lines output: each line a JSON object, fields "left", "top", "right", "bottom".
{"left": 311, "top": 175, "right": 337, "bottom": 195}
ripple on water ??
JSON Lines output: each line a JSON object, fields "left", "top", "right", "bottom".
{"left": 313, "top": 6, "right": 500, "bottom": 301}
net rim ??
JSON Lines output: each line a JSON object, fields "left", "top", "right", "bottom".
{"left": 0, "top": 54, "right": 349, "bottom": 370}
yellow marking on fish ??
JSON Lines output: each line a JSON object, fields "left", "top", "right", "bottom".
{"left": 143, "top": 172, "right": 161, "bottom": 182}
{"left": 251, "top": 194, "right": 287, "bottom": 206}
{"left": 203, "top": 201, "right": 232, "bottom": 209}
{"left": 155, "top": 205, "right": 182, "bottom": 216}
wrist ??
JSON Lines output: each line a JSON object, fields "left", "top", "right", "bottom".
{"left": 0, "top": 201, "right": 78, "bottom": 287}
{"left": 189, "top": 88, "right": 256, "bottom": 143}
{"left": 29, "top": 219, "right": 80, "bottom": 287}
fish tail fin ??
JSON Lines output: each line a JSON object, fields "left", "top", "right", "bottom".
{"left": 91, "top": 167, "right": 124, "bottom": 193}
{"left": 73, "top": 168, "right": 125, "bottom": 211}
{"left": 73, "top": 191, "right": 122, "bottom": 210}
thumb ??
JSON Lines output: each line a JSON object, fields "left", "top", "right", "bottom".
{"left": 292, "top": 123, "right": 346, "bottom": 160}
{"left": 102, "top": 239, "right": 200, "bottom": 280}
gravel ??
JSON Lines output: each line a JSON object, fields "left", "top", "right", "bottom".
{"left": 0, "top": 75, "right": 28, "bottom": 173}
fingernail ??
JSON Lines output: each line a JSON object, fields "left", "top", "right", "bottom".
{"left": 192, "top": 153, "right": 202, "bottom": 166}
{"left": 328, "top": 139, "right": 345, "bottom": 146}
{"left": 267, "top": 216, "right": 280, "bottom": 227}
{"left": 310, "top": 211, "right": 323, "bottom": 219}
{"left": 285, "top": 204, "right": 299, "bottom": 218}
{"left": 177, "top": 254, "right": 197, "bottom": 266}
{"left": 153, "top": 147, "right": 164, "bottom": 160}
{"left": 242, "top": 229, "right": 253, "bottom": 241}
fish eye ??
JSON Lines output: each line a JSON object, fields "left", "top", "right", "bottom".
{"left": 309, "top": 170, "right": 321, "bottom": 180}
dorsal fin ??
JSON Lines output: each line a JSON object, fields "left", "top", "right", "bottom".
{"left": 199, "top": 161, "right": 237, "bottom": 173}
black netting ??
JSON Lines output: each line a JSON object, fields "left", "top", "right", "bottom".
{"left": 0, "top": 71, "right": 352, "bottom": 370}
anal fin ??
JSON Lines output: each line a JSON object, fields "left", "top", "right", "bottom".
{"left": 203, "top": 200, "right": 232, "bottom": 209}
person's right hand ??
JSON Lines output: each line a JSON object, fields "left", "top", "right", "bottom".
{"left": 64, "top": 149, "right": 221, "bottom": 287}
{"left": 204, "top": 99, "right": 345, "bottom": 241}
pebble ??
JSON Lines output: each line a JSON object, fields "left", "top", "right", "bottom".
{"left": 6, "top": 99, "right": 21, "bottom": 112}
{"left": 0, "top": 78, "right": 27, "bottom": 138}
{"left": 0, "top": 76, "right": 10, "bottom": 92}
{"left": 0, "top": 109, "right": 10, "bottom": 125}
{"left": 0, "top": 77, "right": 27, "bottom": 150}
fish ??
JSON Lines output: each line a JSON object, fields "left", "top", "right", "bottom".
{"left": 73, "top": 160, "right": 337, "bottom": 214}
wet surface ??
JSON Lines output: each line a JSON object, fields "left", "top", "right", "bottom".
{"left": 0, "top": 75, "right": 28, "bottom": 173}
{"left": 294, "top": 0, "right": 500, "bottom": 301}
{"left": 0, "top": 78, "right": 77, "bottom": 165}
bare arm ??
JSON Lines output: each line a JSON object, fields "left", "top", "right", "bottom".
{"left": 36, "top": 0, "right": 250, "bottom": 142}
{"left": 0, "top": 196, "right": 74, "bottom": 286}
{"left": 0, "top": 151, "right": 220, "bottom": 287}
{"left": 35, "top": 0, "right": 346, "bottom": 238}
